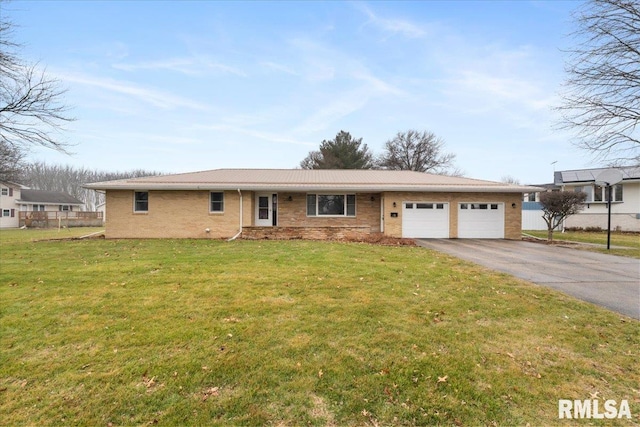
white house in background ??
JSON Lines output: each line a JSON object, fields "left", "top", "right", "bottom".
{"left": 16, "top": 189, "right": 84, "bottom": 213}
{"left": 0, "top": 182, "right": 86, "bottom": 229}
{"left": 555, "top": 166, "right": 640, "bottom": 232}
{"left": 0, "top": 181, "right": 26, "bottom": 228}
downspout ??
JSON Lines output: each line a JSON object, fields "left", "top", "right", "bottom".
{"left": 227, "top": 189, "right": 243, "bottom": 241}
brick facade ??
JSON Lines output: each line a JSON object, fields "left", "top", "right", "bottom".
{"left": 105, "top": 189, "right": 522, "bottom": 240}
{"left": 382, "top": 191, "right": 522, "bottom": 240}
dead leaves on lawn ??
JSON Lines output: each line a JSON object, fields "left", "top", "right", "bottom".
{"left": 497, "top": 351, "right": 542, "bottom": 378}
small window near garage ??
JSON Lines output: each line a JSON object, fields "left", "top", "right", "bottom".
{"left": 436, "top": 204, "right": 444, "bottom": 209}
{"left": 405, "top": 203, "right": 414, "bottom": 209}
{"left": 460, "top": 203, "right": 468, "bottom": 209}
{"left": 134, "top": 191, "right": 149, "bottom": 212}
{"left": 491, "top": 204, "right": 498, "bottom": 210}
{"left": 469, "top": 204, "right": 488, "bottom": 210}
{"left": 416, "top": 203, "right": 433, "bottom": 209}
{"left": 210, "top": 192, "right": 224, "bottom": 212}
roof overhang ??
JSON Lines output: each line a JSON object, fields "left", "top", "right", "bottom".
{"left": 84, "top": 182, "right": 542, "bottom": 193}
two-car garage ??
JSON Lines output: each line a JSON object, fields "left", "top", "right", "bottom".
{"left": 401, "top": 201, "right": 505, "bottom": 239}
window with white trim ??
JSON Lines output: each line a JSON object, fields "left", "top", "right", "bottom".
{"left": 210, "top": 192, "right": 224, "bottom": 212}
{"left": 306, "top": 194, "right": 356, "bottom": 216}
{"left": 2, "top": 209, "right": 9, "bottom": 217}
{"left": 1, "top": 188, "right": 7, "bottom": 196}
{"left": 134, "top": 191, "right": 149, "bottom": 212}
{"left": 575, "top": 184, "right": 623, "bottom": 202}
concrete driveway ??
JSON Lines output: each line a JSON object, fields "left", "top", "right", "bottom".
{"left": 415, "top": 239, "right": 640, "bottom": 319}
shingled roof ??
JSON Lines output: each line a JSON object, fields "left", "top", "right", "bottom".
{"left": 18, "top": 190, "right": 83, "bottom": 205}
{"left": 85, "top": 169, "right": 540, "bottom": 193}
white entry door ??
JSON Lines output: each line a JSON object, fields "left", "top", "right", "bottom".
{"left": 255, "top": 193, "right": 277, "bottom": 226}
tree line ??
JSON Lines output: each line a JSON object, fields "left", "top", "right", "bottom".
{"left": 300, "top": 129, "right": 462, "bottom": 175}
{"left": 16, "top": 162, "right": 162, "bottom": 211}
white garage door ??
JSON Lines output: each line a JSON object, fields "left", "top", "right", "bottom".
{"left": 458, "top": 203, "right": 504, "bottom": 238}
{"left": 402, "top": 202, "right": 449, "bottom": 238}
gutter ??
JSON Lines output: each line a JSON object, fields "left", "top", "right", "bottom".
{"left": 84, "top": 183, "right": 544, "bottom": 193}
{"left": 227, "top": 189, "right": 243, "bottom": 241}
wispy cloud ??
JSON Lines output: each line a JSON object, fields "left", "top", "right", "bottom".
{"left": 195, "top": 123, "right": 315, "bottom": 147}
{"left": 61, "top": 72, "right": 211, "bottom": 111}
{"left": 113, "top": 56, "right": 247, "bottom": 77}
{"left": 356, "top": 3, "right": 426, "bottom": 38}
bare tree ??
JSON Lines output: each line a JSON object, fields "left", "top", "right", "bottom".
{"left": 21, "top": 162, "right": 162, "bottom": 210}
{"left": 500, "top": 175, "right": 521, "bottom": 185}
{"left": 0, "top": 10, "right": 74, "bottom": 152}
{"left": 0, "top": 139, "right": 25, "bottom": 182}
{"left": 557, "top": 0, "right": 640, "bottom": 163}
{"left": 300, "top": 130, "right": 374, "bottom": 169}
{"left": 377, "top": 130, "right": 456, "bottom": 174}
{"left": 539, "top": 191, "right": 587, "bottom": 242}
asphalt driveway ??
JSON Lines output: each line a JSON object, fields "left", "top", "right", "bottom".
{"left": 415, "top": 239, "right": 640, "bottom": 319}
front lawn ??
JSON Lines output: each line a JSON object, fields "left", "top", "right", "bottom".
{"left": 1, "top": 235, "right": 638, "bottom": 425}
{"left": 524, "top": 230, "right": 640, "bottom": 258}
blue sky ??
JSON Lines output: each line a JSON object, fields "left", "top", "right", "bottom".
{"left": 7, "top": 0, "right": 593, "bottom": 184}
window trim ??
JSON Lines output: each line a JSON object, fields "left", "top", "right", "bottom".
{"left": 306, "top": 193, "right": 356, "bottom": 217}
{"left": 133, "top": 191, "right": 149, "bottom": 213}
{"left": 574, "top": 184, "right": 623, "bottom": 203}
{"left": 209, "top": 191, "right": 225, "bottom": 213}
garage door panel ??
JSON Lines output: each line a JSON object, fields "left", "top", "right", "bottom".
{"left": 458, "top": 203, "right": 504, "bottom": 238}
{"left": 402, "top": 202, "right": 449, "bottom": 238}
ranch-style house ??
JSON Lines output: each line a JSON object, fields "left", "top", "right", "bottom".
{"left": 85, "top": 169, "right": 540, "bottom": 240}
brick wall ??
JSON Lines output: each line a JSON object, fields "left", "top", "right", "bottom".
{"left": 105, "top": 189, "right": 522, "bottom": 239}
{"left": 382, "top": 192, "right": 522, "bottom": 240}
{"left": 275, "top": 192, "right": 381, "bottom": 231}
{"left": 105, "top": 190, "right": 243, "bottom": 239}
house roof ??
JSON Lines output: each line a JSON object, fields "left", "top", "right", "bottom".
{"left": 17, "top": 190, "right": 84, "bottom": 205}
{"left": 555, "top": 166, "right": 640, "bottom": 184}
{"left": 0, "top": 180, "right": 28, "bottom": 189}
{"left": 85, "top": 169, "right": 540, "bottom": 193}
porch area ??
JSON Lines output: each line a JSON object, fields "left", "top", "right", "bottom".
{"left": 19, "top": 211, "right": 104, "bottom": 228}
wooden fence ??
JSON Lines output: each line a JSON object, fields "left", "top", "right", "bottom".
{"left": 19, "top": 211, "right": 104, "bottom": 228}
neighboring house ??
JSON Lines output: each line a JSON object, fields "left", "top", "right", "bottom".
{"left": 96, "top": 201, "right": 106, "bottom": 222}
{"left": 0, "top": 181, "right": 26, "bottom": 229}
{"left": 16, "top": 189, "right": 85, "bottom": 213}
{"left": 85, "top": 169, "right": 540, "bottom": 240}
{"left": 555, "top": 166, "right": 640, "bottom": 232}
{"left": 522, "top": 184, "right": 560, "bottom": 231}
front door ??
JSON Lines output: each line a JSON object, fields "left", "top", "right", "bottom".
{"left": 255, "top": 193, "right": 277, "bottom": 226}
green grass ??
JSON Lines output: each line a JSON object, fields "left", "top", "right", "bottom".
{"left": 1, "top": 231, "right": 638, "bottom": 425}
{"left": 524, "top": 230, "right": 640, "bottom": 258}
